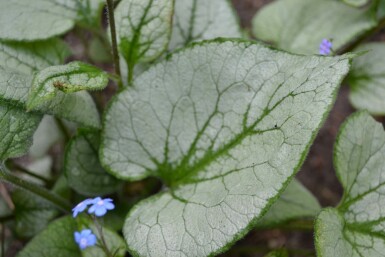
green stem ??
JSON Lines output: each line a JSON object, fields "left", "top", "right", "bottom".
{"left": 106, "top": 0, "right": 123, "bottom": 89}
{"left": 54, "top": 117, "right": 71, "bottom": 142}
{"left": 0, "top": 164, "right": 71, "bottom": 213}
{"left": 6, "top": 160, "right": 52, "bottom": 186}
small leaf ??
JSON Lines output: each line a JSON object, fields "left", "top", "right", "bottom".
{"left": 0, "top": 41, "right": 100, "bottom": 129}
{"left": 0, "top": 0, "right": 77, "bottom": 41}
{"left": 252, "top": 0, "right": 377, "bottom": 54}
{"left": 12, "top": 189, "right": 58, "bottom": 238}
{"left": 0, "top": 66, "right": 100, "bottom": 129}
{"left": 0, "top": 104, "right": 41, "bottom": 160}
{"left": 257, "top": 179, "right": 320, "bottom": 228}
{"left": 65, "top": 132, "right": 121, "bottom": 196}
{"left": 348, "top": 43, "right": 385, "bottom": 115}
{"left": 169, "top": 0, "right": 242, "bottom": 50}
{"left": 101, "top": 39, "right": 351, "bottom": 257}
{"left": 27, "top": 62, "right": 108, "bottom": 111}
{"left": 0, "top": 39, "right": 71, "bottom": 75}
{"left": 315, "top": 112, "right": 385, "bottom": 256}
{"left": 115, "top": 0, "right": 174, "bottom": 73}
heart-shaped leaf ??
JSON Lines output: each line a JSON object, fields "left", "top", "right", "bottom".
{"left": 169, "top": 0, "right": 242, "bottom": 50}
{"left": 115, "top": 0, "right": 174, "bottom": 81}
{"left": 315, "top": 112, "right": 385, "bottom": 256}
{"left": 252, "top": 0, "right": 377, "bottom": 54}
{"left": 101, "top": 39, "right": 351, "bottom": 256}
{"left": 348, "top": 43, "right": 385, "bottom": 115}
{"left": 65, "top": 132, "right": 121, "bottom": 196}
{"left": 27, "top": 62, "right": 108, "bottom": 110}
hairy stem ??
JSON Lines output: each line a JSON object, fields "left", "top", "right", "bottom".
{"left": 93, "top": 216, "right": 113, "bottom": 257}
{"left": 0, "top": 164, "right": 71, "bottom": 213}
{"left": 106, "top": 0, "right": 123, "bottom": 88}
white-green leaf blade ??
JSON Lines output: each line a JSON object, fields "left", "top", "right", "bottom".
{"left": 257, "top": 179, "right": 320, "bottom": 228}
{"left": 348, "top": 43, "right": 385, "bottom": 115}
{"left": 252, "top": 0, "right": 377, "bottom": 54}
{"left": 115, "top": 0, "right": 174, "bottom": 67}
{"left": 316, "top": 111, "right": 385, "bottom": 257}
{"left": 169, "top": 0, "right": 242, "bottom": 50}
{"left": 65, "top": 133, "right": 121, "bottom": 196}
{"left": 27, "top": 61, "right": 108, "bottom": 110}
{"left": 101, "top": 40, "right": 351, "bottom": 256}
{"left": 0, "top": 104, "right": 41, "bottom": 160}
{"left": 0, "top": 39, "right": 70, "bottom": 75}
{"left": 0, "top": 0, "right": 78, "bottom": 41}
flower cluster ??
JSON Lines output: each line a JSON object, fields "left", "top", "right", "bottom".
{"left": 72, "top": 197, "right": 115, "bottom": 218}
{"left": 72, "top": 197, "right": 115, "bottom": 250}
{"left": 319, "top": 39, "right": 333, "bottom": 55}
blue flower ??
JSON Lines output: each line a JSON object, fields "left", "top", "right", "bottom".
{"left": 74, "top": 229, "right": 97, "bottom": 250}
{"left": 72, "top": 199, "right": 93, "bottom": 218}
{"left": 88, "top": 197, "right": 115, "bottom": 217}
{"left": 319, "top": 39, "right": 333, "bottom": 55}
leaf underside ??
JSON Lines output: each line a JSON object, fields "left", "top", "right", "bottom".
{"left": 252, "top": 0, "right": 377, "bottom": 54}
{"left": 101, "top": 39, "right": 351, "bottom": 257}
{"left": 316, "top": 112, "right": 385, "bottom": 257}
